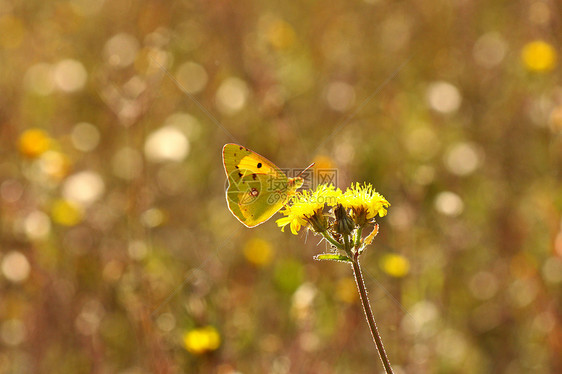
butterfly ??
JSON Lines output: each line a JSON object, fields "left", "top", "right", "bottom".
{"left": 222, "top": 143, "right": 312, "bottom": 227}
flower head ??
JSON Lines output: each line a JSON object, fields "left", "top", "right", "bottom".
{"left": 340, "top": 183, "right": 390, "bottom": 226}
{"left": 277, "top": 182, "right": 390, "bottom": 259}
{"left": 276, "top": 184, "right": 341, "bottom": 235}
{"left": 183, "top": 326, "right": 221, "bottom": 355}
{"left": 18, "top": 128, "right": 51, "bottom": 158}
{"left": 521, "top": 40, "right": 557, "bottom": 72}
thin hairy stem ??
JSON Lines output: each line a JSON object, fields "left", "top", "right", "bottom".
{"left": 351, "top": 258, "right": 394, "bottom": 374}
{"left": 354, "top": 227, "right": 363, "bottom": 248}
{"left": 321, "top": 231, "right": 343, "bottom": 250}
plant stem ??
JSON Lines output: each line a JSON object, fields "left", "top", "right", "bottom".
{"left": 351, "top": 258, "right": 394, "bottom": 374}
{"left": 321, "top": 231, "right": 343, "bottom": 250}
{"left": 354, "top": 227, "right": 363, "bottom": 248}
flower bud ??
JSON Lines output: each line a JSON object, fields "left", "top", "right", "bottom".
{"left": 333, "top": 204, "right": 354, "bottom": 236}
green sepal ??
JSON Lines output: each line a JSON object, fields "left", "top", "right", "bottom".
{"left": 313, "top": 253, "right": 352, "bottom": 263}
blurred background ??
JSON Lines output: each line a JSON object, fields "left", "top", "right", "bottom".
{"left": 1, "top": 0, "right": 561, "bottom": 373}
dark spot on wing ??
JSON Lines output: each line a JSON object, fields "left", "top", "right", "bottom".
{"left": 238, "top": 172, "right": 242, "bottom": 177}
{"left": 252, "top": 174, "right": 256, "bottom": 180}
{"left": 250, "top": 188, "right": 259, "bottom": 197}
{"left": 239, "top": 146, "right": 244, "bottom": 150}
{"left": 257, "top": 162, "right": 262, "bottom": 168}
{"left": 235, "top": 165, "right": 239, "bottom": 169}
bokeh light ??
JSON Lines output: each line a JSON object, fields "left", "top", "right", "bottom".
{"left": 183, "top": 326, "right": 221, "bottom": 355}
{"left": 23, "top": 211, "right": 51, "bottom": 240}
{"left": 144, "top": 126, "right": 190, "bottom": 162}
{"left": 243, "top": 237, "right": 273, "bottom": 266}
{"left": 325, "top": 81, "right": 356, "bottom": 112}
{"left": 71, "top": 122, "right": 100, "bottom": 152}
{"left": 0, "top": 180, "right": 23, "bottom": 203}
{"left": 215, "top": 77, "right": 250, "bottom": 115}
{"left": 426, "top": 81, "right": 462, "bottom": 114}
{"left": 175, "top": 61, "right": 208, "bottom": 94}
{"left": 104, "top": 33, "right": 140, "bottom": 68}
{"left": 434, "top": 191, "right": 464, "bottom": 217}
{"left": 521, "top": 40, "right": 558, "bottom": 72}
{"left": 379, "top": 253, "right": 410, "bottom": 278}
{"left": 473, "top": 32, "right": 508, "bottom": 68}
{"left": 18, "top": 129, "right": 51, "bottom": 158}
{"left": 62, "top": 171, "right": 105, "bottom": 206}
{"left": 444, "top": 142, "right": 481, "bottom": 176}
{"left": 0, "top": 319, "right": 26, "bottom": 346}
{"left": 51, "top": 199, "right": 83, "bottom": 226}
{"left": 1, "top": 251, "right": 30, "bottom": 283}
{"left": 53, "top": 59, "right": 88, "bottom": 92}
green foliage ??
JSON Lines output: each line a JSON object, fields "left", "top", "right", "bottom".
{"left": 314, "top": 253, "right": 352, "bottom": 263}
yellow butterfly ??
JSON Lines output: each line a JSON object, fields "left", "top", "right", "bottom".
{"left": 222, "top": 143, "right": 312, "bottom": 227}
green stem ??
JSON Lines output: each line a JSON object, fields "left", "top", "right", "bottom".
{"left": 321, "top": 231, "right": 343, "bottom": 250}
{"left": 354, "top": 227, "right": 363, "bottom": 248}
{"left": 343, "top": 234, "right": 353, "bottom": 257}
{"left": 351, "top": 257, "right": 394, "bottom": 374}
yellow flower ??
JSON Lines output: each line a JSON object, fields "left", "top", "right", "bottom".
{"left": 276, "top": 191, "right": 319, "bottom": 235}
{"left": 183, "top": 326, "right": 221, "bottom": 355}
{"left": 276, "top": 184, "right": 341, "bottom": 234}
{"left": 18, "top": 128, "right": 51, "bottom": 158}
{"left": 312, "top": 183, "right": 342, "bottom": 206}
{"left": 312, "top": 155, "right": 335, "bottom": 169}
{"left": 266, "top": 18, "right": 296, "bottom": 50}
{"left": 521, "top": 40, "right": 557, "bottom": 72}
{"left": 380, "top": 253, "right": 410, "bottom": 278}
{"left": 340, "top": 183, "right": 390, "bottom": 224}
{"left": 244, "top": 238, "right": 273, "bottom": 266}
{"left": 51, "top": 199, "right": 83, "bottom": 226}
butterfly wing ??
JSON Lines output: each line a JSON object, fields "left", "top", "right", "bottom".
{"left": 222, "top": 144, "right": 298, "bottom": 227}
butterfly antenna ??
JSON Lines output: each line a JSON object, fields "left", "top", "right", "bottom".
{"left": 296, "top": 162, "right": 315, "bottom": 178}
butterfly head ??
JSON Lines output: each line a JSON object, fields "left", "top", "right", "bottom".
{"left": 288, "top": 176, "right": 304, "bottom": 190}
{"left": 287, "top": 162, "right": 314, "bottom": 191}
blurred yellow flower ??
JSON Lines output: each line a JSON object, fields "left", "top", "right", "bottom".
{"left": 183, "top": 326, "right": 221, "bottom": 355}
{"left": 521, "top": 40, "right": 557, "bottom": 72}
{"left": 312, "top": 155, "right": 335, "bottom": 170}
{"left": 18, "top": 128, "right": 51, "bottom": 158}
{"left": 380, "top": 253, "right": 410, "bottom": 278}
{"left": 336, "top": 277, "right": 358, "bottom": 304}
{"left": 313, "top": 155, "right": 338, "bottom": 186}
{"left": 51, "top": 199, "right": 83, "bottom": 226}
{"left": 267, "top": 19, "right": 296, "bottom": 50}
{"left": 244, "top": 238, "right": 273, "bottom": 266}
